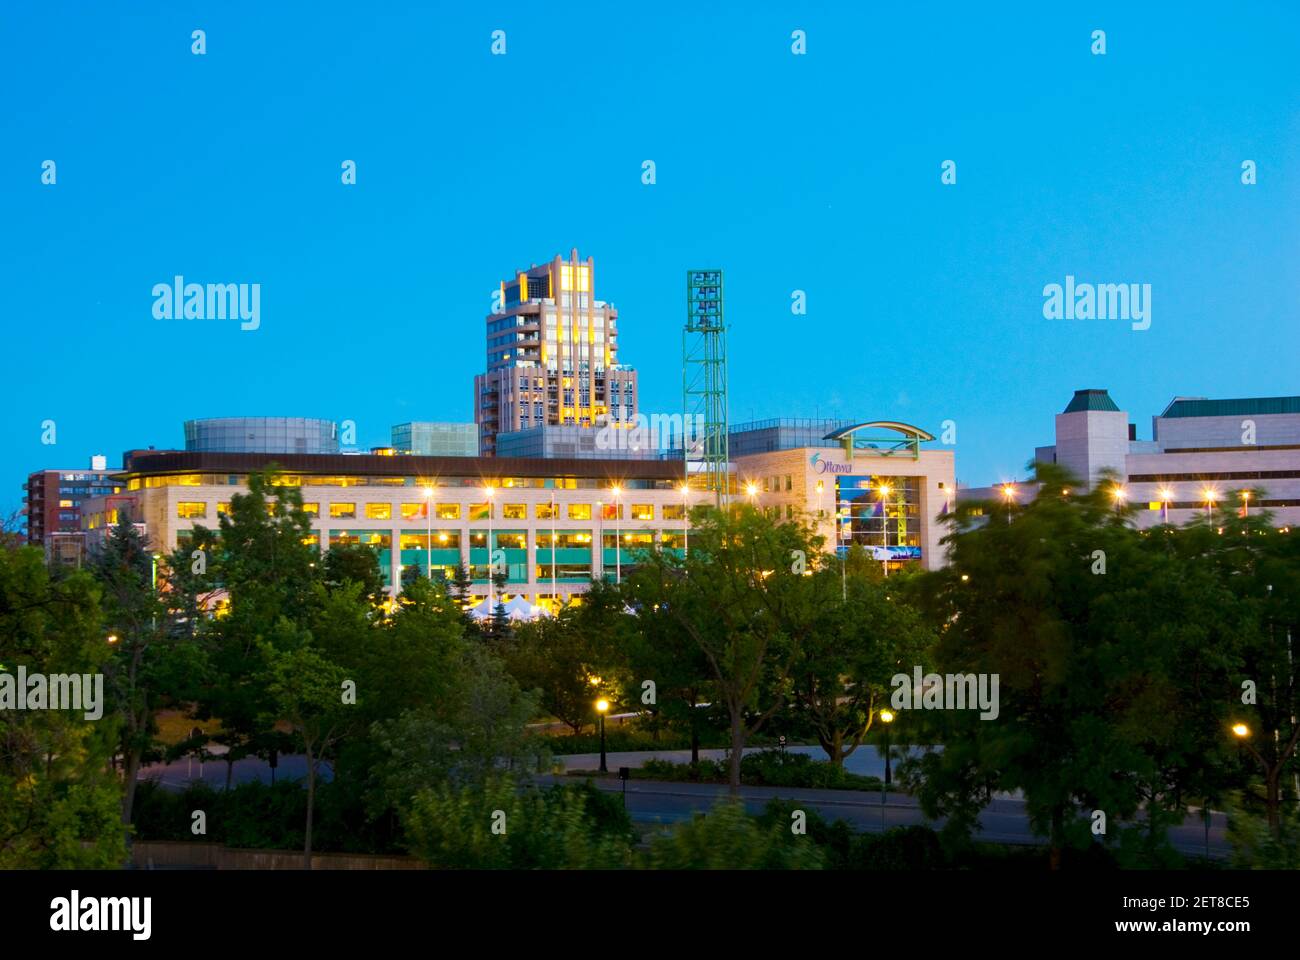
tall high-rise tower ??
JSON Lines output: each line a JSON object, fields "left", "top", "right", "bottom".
{"left": 683, "top": 269, "right": 729, "bottom": 504}
{"left": 474, "top": 250, "right": 638, "bottom": 457}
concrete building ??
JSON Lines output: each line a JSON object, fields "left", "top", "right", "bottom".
{"left": 391, "top": 422, "right": 478, "bottom": 457}
{"left": 22, "top": 456, "right": 123, "bottom": 560}
{"left": 85, "top": 449, "right": 696, "bottom": 609}
{"left": 496, "top": 422, "right": 667, "bottom": 461}
{"left": 474, "top": 250, "right": 638, "bottom": 456}
{"left": 734, "top": 421, "right": 955, "bottom": 572}
{"left": 965, "top": 389, "right": 1300, "bottom": 530}
{"left": 184, "top": 417, "right": 339, "bottom": 454}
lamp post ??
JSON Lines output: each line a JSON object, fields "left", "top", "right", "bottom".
{"left": 1001, "top": 484, "right": 1015, "bottom": 524}
{"left": 612, "top": 484, "right": 622, "bottom": 584}
{"left": 423, "top": 486, "right": 434, "bottom": 581}
{"left": 879, "top": 483, "right": 892, "bottom": 580}
{"left": 484, "top": 485, "right": 495, "bottom": 608}
{"left": 1241, "top": 490, "right": 1251, "bottom": 520}
{"left": 550, "top": 490, "right": 557, "bottom": 610}
{"left": 1204, "top": 488, "right": 1217, "bottom": 521}
{"left": 1160, "top": 487, "right": 1173, "bottom": 525}
{"left": 596, "top": 697, "right": 610, "bottom": 773}
{"left": 1112, "top": 483, "right": 1126, "bottom": 514}
{"left": 879, "top": 708, "right": 895, "bottom": 831}
{"left": 680, "top": 483, "right": 690, "bottom": 558}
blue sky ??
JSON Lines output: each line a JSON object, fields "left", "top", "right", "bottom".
{"left": 2, "top": 1, "right": 1298, "bottom": 522}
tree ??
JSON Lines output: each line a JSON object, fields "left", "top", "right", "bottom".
{"left": 647, "top": 801, "right": 824, "bottom": 869}
{"left": 322, "top": 542, "right": 387, "bottom": 608}
{"left": 189, "top": 469, "right": 321, "bottom": 787}
{"left": 0, "top": 544, "right": 125, "bottom": 868}
{"left": 624, "top": 506, "right": 816, "bottom": 794}
{"left": 901, "top": 464, "right": 1251, "bottom": 868}
{"left": 262, "top": 638, "right": 356, "bottom": 869}
{"left": 89, "top": 516, "right": 194, "bottom": 835}
{"left": 790, "top": 569, "right": 934, "bottom": 767}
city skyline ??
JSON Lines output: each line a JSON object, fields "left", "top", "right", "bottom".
{"left": 5, "top": 3, "right": 1298, "bottom": 517}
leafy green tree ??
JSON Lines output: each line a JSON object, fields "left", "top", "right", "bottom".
{"left": 190, "top": 470, "right": 321, "bottom": 786}
{"left": 322, "top": 542, "right": 387, "bottom": 608}
{"left": 89, "top": 516, "right": 198, "bottom": 833}
{"left": 262, "top": 637, "right": 357, "bottom": 868}
{"left": 0, "top": 545, "right": 125, "bottom": 868}
{"left": 624, "top": 506, "right": 815, "bottom": 794}
{"left": 502, "top": 602, "right": 617, "bottom": 735}
{"left": 902, "top": 464, "right": 1250, "bottom": 868}
{"left": 789, "top": 568, "right": 934, "bottom": 767}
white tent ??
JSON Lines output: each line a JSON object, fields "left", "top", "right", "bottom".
{"left": 468, "top": 597, "right": 495, "bottom": 620}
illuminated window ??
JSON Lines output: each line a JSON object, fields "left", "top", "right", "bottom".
{"left": 366, "top": 503, "right": 392, "bottom": 520}
{"left": 400, "top": 503, "right": 423, "bottom": 520}
{"left": 217, "top": 502, "right": 231, "bottom": 515}
{"left": 503, "top": 504, "right": 526, "bottom": 520}
{"left": 59, "top": 499, "right": 73, "bottom": 508}
{"left": 330, "top": 502, "right": 356, "bottom": 519}
{"left": 436, "top": 503, "right": 461, "bottom": 520}
{"left": 301, "top": 502, "right": 319, "bottom": 516}
{"left": 177, "top": 501, "right": 207, "bottom": 519}
{"left": 663, "top": 504, "right": 685, "bottom": 520}
{"left": 630, "top": 504, "right": 654, "bottom": 521}
{"left": 601, "top": 503, "right": 623, "bottom": 521}
{"left": 535, "top": 502, "right": 558, "bottom": 520}
{"left": 469, "top": 503, "right": 490, "bottom": 521}
{"left": 568, "top": 503, "right": 591, "bottom": 520}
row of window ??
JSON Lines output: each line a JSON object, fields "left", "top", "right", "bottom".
{"left": 132, "top": 474, "right": 676, "bottom": 491}
{"left": 179, "top": 529, "right": 686, "bottom": 551}
{"left": 176, "top": 501, "right": 690, "bottom": 521}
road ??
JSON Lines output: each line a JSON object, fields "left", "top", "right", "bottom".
{"left": 138, "top": 743, "right": 1231, "bottom": 859}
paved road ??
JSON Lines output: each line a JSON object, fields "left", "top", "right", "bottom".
{"left": 138, "top": 744, "right": 1230, "bottom": 859}
{"left": 546, "top": 775, "right": 1232, "bottom": 860}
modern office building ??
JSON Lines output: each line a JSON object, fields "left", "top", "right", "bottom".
{"left": 22, "top": 456, "right": 123, "bottom": 549}
{"left": 391, "top": 422, "right": 478, "bottom": 457}
{"left": 736, "top": 421, "right": 956, "bottom": 572}
{"left": 184, "top": 417, "right": 339, "bottom": 454}
{"left": 964, "top": 389, "right": 1300, "bottom": 530}
{"left": 83, "top": 448, "right": 695, "bottom": 609}
{"left": 474, "top": 250, "right": 638, "bottom": 456}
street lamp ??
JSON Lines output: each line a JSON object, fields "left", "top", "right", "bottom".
{"left": 879, "top": 483, "right": 892, "bottom": 580}
{"left": 1001, "top": 484, "right": 1015, "bottom": 524}
{"left": 1111, "top": 483, "right": 1127, "bottom": 512}
{"left": 423, "top": 485, "right": 435, "bottom": 581}
{"left": 484, "top": 485, "right": 496, "bottom": 607}
{"left": 596, "top": 697, "right": 610, "bottom": 773}
{"left": 880, "top": 709, "right": 895, "bottom": 785}
{"left": 550, "top": 489, "right": 557, "bottom": 611}
{"left": 1241, "top": 490, "right": 1251, "bottom": 520}
{"left": 1203, "top": 487, "right": 1217, "bottom": 520}
{"left": 879, "top": 708, "right": 896, "bottom": 831}
{"left": 611, "top": 484, "right": 623, "bottom": 584}
{"left": 1159, "top": 487, "right": 1174, "bottom": 524}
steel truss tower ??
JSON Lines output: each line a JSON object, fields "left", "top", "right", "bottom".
{"left": 683, "top": 269, "right": 729, "bottom": 506}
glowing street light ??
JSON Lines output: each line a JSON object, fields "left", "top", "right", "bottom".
{"left": 1203, "top": 487, "right": 1218, "bottom": 520}
{"left": 1001, "top": 484, "right": 1016, "bottom": 524}
{"left": 484, "top": 485, "right": 496, "bottom": 607}
{"left": 423, "top": 485, "right": 435, "bottom": 581}
{"left": 878, "top": 484, "right": 892, "bottom": 579}
{"left": 1232, "top": 722, "right": 1250, "bottom": 739}
{"left": 611, "top": 484, "right": 623, "bottom": 584}
{"left": 879, "top": 708, "right": 896, "bottom": 829}
{"left": 596, "top": 697, "right": 611, "bottom": 772}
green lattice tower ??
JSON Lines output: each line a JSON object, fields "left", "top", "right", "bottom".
{"left": 684, "top": 269, "right": 729, "bottom": 506}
